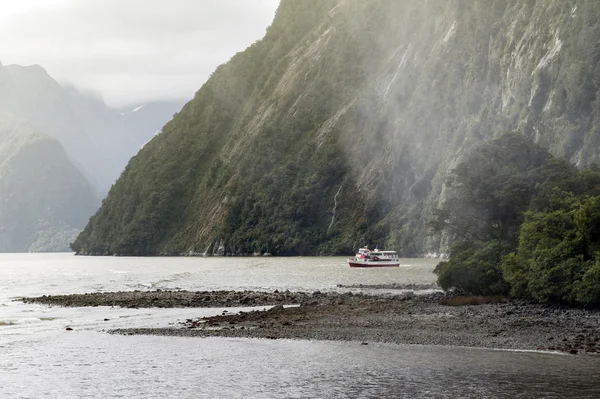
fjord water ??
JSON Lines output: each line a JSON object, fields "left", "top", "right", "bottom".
{"left": 1, "top": 253, "right": 599, "bottom": 398}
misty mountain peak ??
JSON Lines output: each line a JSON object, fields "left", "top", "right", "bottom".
{"left": 0, "top": 114, "right": 100, "bottom": 252}
{"left": 6, "top": 63, "right": 50, "bottom": 76}
{"left": 0, "top": 63, "right": 184, "bottom": 193}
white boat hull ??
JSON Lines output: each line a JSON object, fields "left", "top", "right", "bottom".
{"left": 347, "top": 258, "right": 400, "bottom": 268}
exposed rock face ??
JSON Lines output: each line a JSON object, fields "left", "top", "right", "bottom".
{"left": 73, "top": 0, "right": 600, "bottom": 256}
{"left": 0, "top": 115, "right": 99, "bottom": 252}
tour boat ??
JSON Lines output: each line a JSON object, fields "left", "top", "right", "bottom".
{"left": 347, "top": 247, "right": 400, "bottom": 267}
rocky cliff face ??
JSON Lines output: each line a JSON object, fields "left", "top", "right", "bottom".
{"left": 72, "top": 0, "right": 600, "bottom": 256}
{"left": 0, "top": 115, "right": 99, "bottom": 252}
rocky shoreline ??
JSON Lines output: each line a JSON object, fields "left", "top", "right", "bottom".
{"left": 21, "top": 289, "right": 317, "bottom": 308}
{"left": 21, "top": 290, "right": 600, "bottom": 355}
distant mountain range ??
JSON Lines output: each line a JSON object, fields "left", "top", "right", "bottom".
{"left": 0, "top": 61, "right": 184, "bottom": 251}
{"left": 0, "top": 61, "right": 184, "bottom": 194}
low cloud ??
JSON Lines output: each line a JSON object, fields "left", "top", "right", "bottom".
{"left": 0, "top": 0, "right": 279, "bottom": 107}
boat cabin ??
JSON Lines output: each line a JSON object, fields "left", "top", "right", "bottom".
{"left": 355, "top": 247, "right": 398, "bottom": 260}
{"left": 370, "top": 251, "right": 398, "bottom": 260}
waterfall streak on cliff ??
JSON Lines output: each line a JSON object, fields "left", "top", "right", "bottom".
{"left": 327, "top": 184, "right": 343, "bottom": 235}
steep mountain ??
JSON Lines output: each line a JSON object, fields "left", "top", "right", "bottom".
{"left": 0, "top": 115, "right": 99, "bottom": 252}
{"left": 72, "top": 0, "right": 600, "bottom": 256}
{"left": 0, "top": 63, "right": 184, "bottom": 193}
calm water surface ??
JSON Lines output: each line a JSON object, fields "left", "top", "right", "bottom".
{"left": 1, "top": 253, "right": 599, "bottom": 398}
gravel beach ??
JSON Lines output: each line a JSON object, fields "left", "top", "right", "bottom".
{"left": 22, "top": 289, "right": 600, "bottom": 355}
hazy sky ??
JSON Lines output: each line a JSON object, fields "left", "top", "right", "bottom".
{"left": 0, "top": 0, "right": 279, "bottom": 107}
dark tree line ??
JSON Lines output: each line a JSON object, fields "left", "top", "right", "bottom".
{"left": 432, "top": 133, "right": 600, "bottom": 307}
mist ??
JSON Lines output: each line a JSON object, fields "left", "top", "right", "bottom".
{"left": 0, "top": 0, "right": 279, "bottom": 107}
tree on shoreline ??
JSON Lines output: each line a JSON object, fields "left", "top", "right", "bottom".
{"left": 432, "top": 133, "right": 600, "bottom": 306}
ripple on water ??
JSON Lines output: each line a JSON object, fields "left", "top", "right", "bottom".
{"left": 1, "top": 333, "right": 600, "bottom": 398}
{"left": 1, "top": 254, "right": 599, "bottom": 398}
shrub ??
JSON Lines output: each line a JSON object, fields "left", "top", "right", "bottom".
{"left": 434, "top": 240, "right": 511, "bottom": 296}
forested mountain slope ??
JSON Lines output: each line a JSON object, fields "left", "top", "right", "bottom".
{"left": 73, "top": 0, "right": 600, "bottom": 256}
{"left": 0, "top": 115, "right": 99, "bottom": 252}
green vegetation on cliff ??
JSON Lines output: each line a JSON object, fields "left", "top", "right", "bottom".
{"left": 73, "top": 0, "right": 600, "bottom": 257}
{"left": 433, "top": 134, "right": 600, "bottom": 306}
